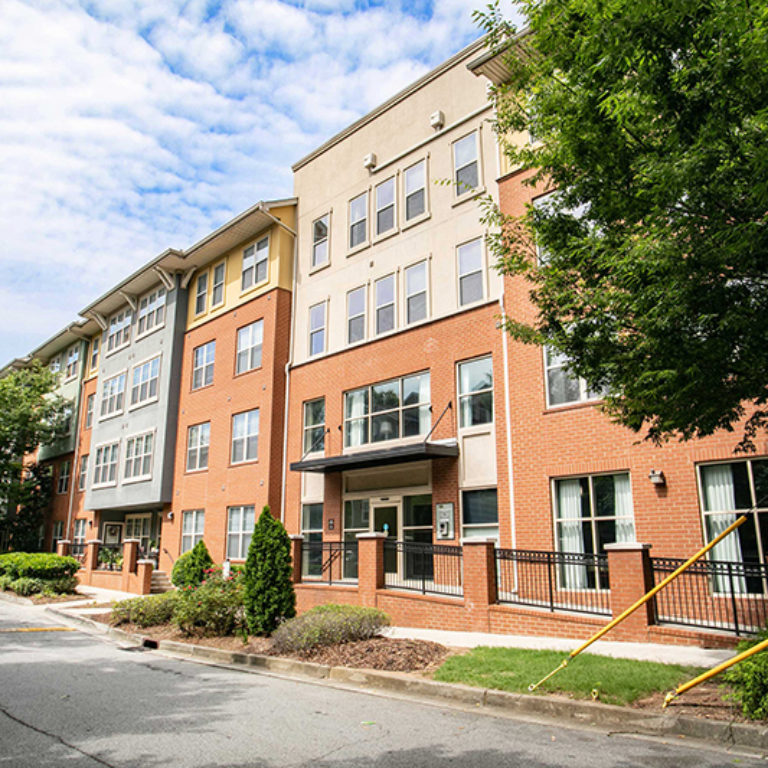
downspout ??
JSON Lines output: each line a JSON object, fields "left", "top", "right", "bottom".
{"left": 499, "top": 291, "right": 517, "bottom": 551}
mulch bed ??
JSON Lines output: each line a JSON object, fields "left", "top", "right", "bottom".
{"left": 633, "top": 683, "right": 747, "bottom": 722}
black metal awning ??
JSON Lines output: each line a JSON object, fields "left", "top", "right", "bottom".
{"left": 290, "top": 440, "right": 459, "bottom": 474}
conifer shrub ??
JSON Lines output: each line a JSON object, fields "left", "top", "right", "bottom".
{"left": 243, "top": 506, "right": 296, "bottom": 635}
{"left": 171, "top": 540, "right": 213, "bottom": 587}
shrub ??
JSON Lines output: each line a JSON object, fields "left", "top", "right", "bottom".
{"left": 42, "top": 575, "right": 79, "bottom": 595}
{"left": 111, "top": 592, "right": 179, "bottom": 628}
{"left": 244, "top": 506, "right": 296, "bottom": 635}
{"left": 0, "top": 574, "right": 12, "bottom": 591}
{"left": 171, "top": 540, "right": 214, "bottom": 588}
{"left": 172, "top": 571, "right": 245, "bottom": 637}
{"left": 0, "top": 552, "right": 80, "bottom": 580}
{"left": 724, "top": 629, "right": 768, "bottom": 719}
{"left": 9, "top": 577, "right": 46, "bottom": 596}
{"left": 272, "top": 604, "right": 390, "bottom": 654}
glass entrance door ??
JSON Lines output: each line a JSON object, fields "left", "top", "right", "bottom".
{"left": 373, "top": 503, "right": 399, "bottom": 573}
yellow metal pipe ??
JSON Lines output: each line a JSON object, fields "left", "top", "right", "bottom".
{"left": 528, "top": 513, "right": 749, "bottom": 692}
{"left": 664, "top": 636, "right": 768, "bottom": 708}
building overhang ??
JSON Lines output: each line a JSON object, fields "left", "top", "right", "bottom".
{"left": 290, "top": 440, "right": 459, "bottom": 474}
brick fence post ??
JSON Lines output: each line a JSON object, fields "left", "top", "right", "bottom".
{"left": 121, "top": 540, "right": 139, "bottom": 591}
{"left": 462, "top": 538, "right": 497, "bottom": 632}
{"left": 56, "top": 540, "right": 70, "bottom": 557}
{"left": 604, "top": 542, "right": 655, "bottom": 640}
{"left": 85, "top": 540, "right": 101, "bottom": 573}
{"left": 357, "top": 532, "right": 386, "bottom": 607}
{"left": 136, "top": 560, "right": 154, "bottom": 595}
{"left": 289, "top": 535, "right": 304, "bottom": 584}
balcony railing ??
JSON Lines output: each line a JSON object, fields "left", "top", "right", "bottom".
{"left": 383, "top": 540, "right": 463, "bottom": 597}
{"left": 302, "top": 540, "right": 359, "bottom": 584}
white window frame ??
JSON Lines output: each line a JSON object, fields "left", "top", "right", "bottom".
{"left": 461, "top": 487, "right": 499, "bottom": 541}
{"left": 456, "top": 238, "right": 485, "bottom": 307}
{"left": 51, "top": 520, "right": 64, "bottom": 551}
{"left": 374, "top": 176, "right": 396, "bottom": 238}
{"left": 49, "top": 355, "right": 61, "bottom": 375}
{"left": 123, "top": 430, "right": 154, "bottom": 483}
{"left": 192, "top": 340, "right": 215, "bottom": 390}
{"left": 64, "top": 345, "right": 79, "bottom": 381}
{"left": 89, "top": 336, "right": 100, "bottom": 372}
{"left": 303, "top": 398, "right": 325, "bottom": 455}
{"left": 347, "top": 286, "right": 366, "bottom": 345}
{"left": 93, "top": 441, "right": 119, "bottom": 488}
{"left": 57, "top": 460, "right": 70, "bottom": 495}
{"left": 78, "top": 454, "right": 88, "bottom": 491}
{"left": 404, "top": 260, "right": 428, "bottom": 325}
{"left": 312, "top": 214, "right": 330, "bottom": 269}
{"left": 181, "top": 509, "right": 204, "bottom": 554}
{"left": 375, "top": 274, "right": 396, "bottom": 336}
{"left": 349, "top": 191, "right": 368, "bottom": 250}
{"left": 73, "top": 518, "right": 87, "bottom": 544}
{"left": 186, "top": 422, "right": 210, "bottom": 472}
{"left": 231, "top": 408, "right": 259, "bottom": 465}
{"left": 130, "top": 354, "right": 161, "bottom": 409}
{"left": 227, "top": 505, "right": 255, "bottom": 560}
{"left": 85, "top": 393, "right": 95, "bottom": 429}
{"left": 105, "top": 309, "right": 132, "bottom": 355}
{"left": 99, "top": 371, "right": 127, "bottom": 420}
{"left": 236, "top": 320, "right": 264, "bottom": 375}
{"left": 403, "top": 159, "right": 427, "bottom": 223}
{"left": 195, "top": 272, "right": 208, "bottom": 316}
{"left": 242, "top": 236, "right": 269, "bottom": 291}
{"left": 211, "top": 261, "right": 226, "bottom": 308}
{"left": 136, "top": 286, "right": 166, "bottom": 338}
{"left": 458, "top": 355, "right": 494, "bottom": 429}
{"left": 308, "top": 302, "right": 326, "bottom": 357}
{"left": 453, "top": 131, "right": 480, "bottom": 197}
{"left": 543, "top": 347, "right": 603, "bottom": 408}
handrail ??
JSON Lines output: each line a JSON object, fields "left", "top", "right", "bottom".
{"left": 423, "top": 401, "right": 452, "bottom": 443}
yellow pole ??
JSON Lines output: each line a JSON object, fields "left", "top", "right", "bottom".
{"left": 663, "top": 636, "right": 768, "bottom": 708}
{"left": 528, "top": 513, "right": 749, "bottom": 692}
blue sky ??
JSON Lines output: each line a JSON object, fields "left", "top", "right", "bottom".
{"left": 0, "top": 0, "right": 522, "bottom": 365}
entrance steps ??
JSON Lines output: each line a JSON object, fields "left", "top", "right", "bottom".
{"left": 150, "top": 571, "right": 174, "bottom": 593}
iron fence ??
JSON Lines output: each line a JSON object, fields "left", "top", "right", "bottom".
{"left": 302, "top": 540, "right": 358, "bottom": 584}
{"left": 383, "top": 540, "right": 463, "bottom": 597}
{"left": 495, "top": 548, "right": 611, "bottom": 616}
{"left": 96, "top": 543, "right": 123, "bottom": 571}
{"left": 651, "top": 557, "right": 768, "bottom": 636}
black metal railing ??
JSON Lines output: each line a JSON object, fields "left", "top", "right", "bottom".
{"left": 495, "top": 548, "right": 611, "bottom": 616}
{"left": 383, "top": 540, "right": 463, "bottom": 597}
{"left": 651, "top": 557, "right": 768, "bottom": 636}
{"left": 302, "top": 541, "right": 358, "bottom": 584}
{"left": 70, "top": 542, "right": 86, "bottom": 563}
{"left": 96, "top": 543, "right": 123, "bottom": 571}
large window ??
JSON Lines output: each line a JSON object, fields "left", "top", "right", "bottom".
{"left": 65, "top": 345, "right": 79, "bottom": 380}
{"left": 130, "top": 356, "right": 160, "bottom": 407}
{"left": 93, "top": 443, "right": 119, "bottom": 487}
{"left": 301, "top": 503, "right": 324, "bottom": 577}
{"left": 78, "top": 454, "right": 88, "bottom": 491}
{"left": 457, "top": 239, "right": 483, "bottom": 306}
{"left": 211, "top": 262, "right": 226, "bottom": 307}
{"left": 347, "top": 286, "right": 366, "bottom": 344}
{"left": 227, "top": 505, "right": 255, "bottom": 559}
{"left": 312, "top": 214, "right": 329, "bottom": 268}
{"left": 192, "top": 341, "right": 215, "bottom": 390}
{"left": 349, "top": 192, "right": 367, "bottom": 249}
{"left": 137, "top": 287, "right": 166, "bottom": 336}
{"left": 309, "top": 302, "right": 325, "bottom": 357}
{"left": 57, "top": 460, "right": 70, "bottom": 494}
{"left": 375, "top": 177, "right": 395, "bottom": 236}
{"left": 85, "top": 393, "right": 95, "bottom": 429}
{"left": 242, "top": 237, "right": 269, "bottom": 290}
{"left": 195, "top": 272, "right": 208, "bottom": 315}
{"left": 458, "top": 356, "right": 493, "bottom": 428}
{"left": 404, "top": 160, "right": 426, "bottom": 221}
{"left": 124, "top": 432, "right": 153, "bottom": 482}
{"left": 106, "top": 309, "right": 131, "bottom": 353}
{"left": 181, "top": 510, "right": 204, "bottom": 553}
{"left": 186, "top": 422, "right": 210, "bottom": 471}
{"left": 554, "top": 473, "right": 635, "bottom": 588}
{"left": 544, "top": 347, "right": 603, "bottom": 407}
{"left": 453, "top": 132, "right": 479, "bottom": 194}
{"left": 73, "top": 519, "right": 87, "bottom": 544}
{"left": 51, "top": 520, "right": 64, "bottom": 552}
{"left": 231, "top": 409, "right": 259, "bottom": 464}
{"left": 236, "top": 320, "right": 263, "bottom": 374}
{"left": 375, "top": 274, "right": 395, "bottom": 335}
{"left": 344, "top": 372, "right": 430, "bottom": 448}
{"left": 303, "top": 398, "right": 325, "bottom": 454}
{"left": 405, "top": 261, "right": 427, "bottom": 324}
{"left": 90, "top": 336, "right": 100, "bottom": 372}
{"left": 100, "top": 372, "right": 126, "bottom": 418}
{"left": 462, "top": 489, "right": 498, "bottom": 540}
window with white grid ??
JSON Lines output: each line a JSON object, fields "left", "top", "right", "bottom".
{"left": 231, "top": 409, "right": 259, "bottom": 464}
{"left": 124, "top": 432, "right": 153, "bottom": 482}
{"left": 242, "top": 237, "right": 269, "bottom": 291}
{"left": 100, "top": 372, "right": 126, "bottom": 418}
{"left": 181, "top": 510, "right": 204, "bottom": 553}
{"left": 227, "top": 505, "right": 255, "bottom": 559}
{"left": 186, "top": 422, "right": 210, "bottom": 471}
{"left": 93, "top": 443, "right": 119, "bottom": 487}
{"left": 106, "top": 309, "right": 131, "bottom": 353}
{"left": 137, "top": 287, "right": 166, "bottom": 336}
{"left": 236, "top": 320, "right": 263, "bottom": 374}
{"left": 192, "top": 341, "right": 215, "bottom": 390}
{"left": 131, "top": 356, "right": 160, "bottom": 407}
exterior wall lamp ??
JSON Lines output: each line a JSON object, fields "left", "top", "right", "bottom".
{"left": 648, "top": 469, "right": 666, "bottom": 486}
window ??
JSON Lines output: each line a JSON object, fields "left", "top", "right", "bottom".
{"left": 303, "top": 398, "right": 325, "bottom": 454}
{"left": 100, "top": 372, "right": 126, "bottom": 418}
{"left": 57, "top": 460, "right": 70, "bottom": 494}
{"left": 181, "top": 510, "right": 204, "bottom": 553}
{"left": 137, "top": 287, "right": 166, "bottom": 336}
{"left": 231, "top": 409, "right": 259, "bottom": 464}
{"left": 186, "top": 422, "right": 210, "bottom": 471}
{"left": 242, "top": 237, "right": 269, "bottom": 291}
{"left": 462, "top": 489, "right": 498, "bottom": 540}
{"left": 78, "top": 455, "right": 88, "bottom": 491}
{"left": 554, "top": 473, "right": 635, "bottom": 588}
{"left": 405, "top": 261, "right": 427, "bottom": 324}
{"left": 544, "top": 347, "right": 604, "bottom": 407}
{"left": 458, "top": 356, "right": 493, "bottom": 427}
{"left": 93, "top": 443, "right": 119, "bottom": 487}
{"left": 73, "top": 519, "right": 87, "bottom": 543}
{"left": 347, "top": 286, "right": 366, "bottom": 344}
{"left": 375, "top": 275, "right": 395, "bottom": 335}
{"left": 106, "top": 309, "right": 131, "bottom": 353}
{"left": 344, "top": 372, "right": 430, "bottom": 447}
{"left": 309, "top": 302, "right": 325, "bottom": 357}
{"left": 453, "top": 132, "right": 479, "bottom": 194}
{"left": 130, "top": 356, "right": 160, "bottom": 407}
{"left": 65, "top": 346, "right": 79, "bottom": 380}
{"left": 698, "top": 459, "right": 768, "bottom": 592}
{"left": 375, "top": 177, "right": 395, "bottom": 236}
{"left": 236, "top": 320, "right": 263, "bottom": 374}
{"left": 402, "top": 494, "right": 434, "bottom": 549}
{"left": 349, "top": 192, "right": 367, "bottom": 249}
{"left": 301, "top": 503, "right": 323, "bottom": 577}
{"left": 51, "top": 521, "right": 64, "bottom": 552}
{"left": 404, "top": 160, "right": 426, "bottom": 221}
{"left": 85, "top": 393, "right": 95, "bottom": 429}
{"left": 89, "top": 336, "right": 100, "bottom": 371}
{"left": 195, "top": 272, "right": 208, "bottom": 315}
{"left": 211, "top": 262, "right": 226, "bottom": 307}
{"left": 457, "top": 239, "right": 483, "bottom": 305}
{"left": 49, "top": 355, "right": 61, "bottom": 375}
{"left": 192, "top": 341, "right": 215, "bottom": 390}
{"left": 227, "top": 505, "right": 255, "bottom": 559}
{"left": 312, "top": 214, "right": 329, "bottom": 268}
{"left": 124, "top": 432, "right": 153, "bottom": 481}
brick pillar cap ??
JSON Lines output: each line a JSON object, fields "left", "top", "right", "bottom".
{"left": 356, "top": 532, "right": 388, "bottom": 539}
{"left": 136, "top": 559, "right": 155, "bottom": 565}
{"left": 604, "top": 542, "right": 652, "bottom": 551}
{"left": 461, "top": 537, "right": 497, "bottom": 545}
{"left": 289, "top": 534, "right": 305, "bottom": 540}
{"left": 123, "top": 538, "right": 140, "bottom": 544}
{"left": 86, "top": 539, "right": 103, "bottom": 544}
{"left": 58, "top": 539, "right": 72, "bottom": 544}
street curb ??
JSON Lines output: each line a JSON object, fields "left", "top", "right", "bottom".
{"left": 43, "top": 606, "right": 767, "bottom": 753}
{"left": 0, "top": 591, "right": 34, "bottom": 606}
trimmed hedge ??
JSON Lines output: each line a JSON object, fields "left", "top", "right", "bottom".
{"left": 0, "top": 552, "right": 80, "bottom": 580}
{"left": 9, "top": 577, "right": 46, "bottom": 596}
{"left": 172, "top": 571, "right": 245, "bottom": 637}
{"left": 111, "top": 592, "right": 180, "bottom": 628}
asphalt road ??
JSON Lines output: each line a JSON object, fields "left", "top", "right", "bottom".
{"left": 0, "top": 600, "right": 761, "bottom": 768}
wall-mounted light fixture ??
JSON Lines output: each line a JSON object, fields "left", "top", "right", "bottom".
{"left": 167, "top": 511, "right": 174, "bottom": 520}
{"left": 648, "top": 469, "right": 666, "bottom": 486}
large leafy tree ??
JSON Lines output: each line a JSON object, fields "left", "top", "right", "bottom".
{"left": 0, "top": 361, "right": 70, "bottom": 550}
{"left": 476, "top": 0, "right": 768, "bottom": 448}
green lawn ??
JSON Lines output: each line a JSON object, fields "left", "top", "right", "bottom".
{"left": 433, "top": 647, "right": 707, "bottom": 706}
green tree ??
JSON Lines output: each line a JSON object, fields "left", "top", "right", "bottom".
{"left": 476, "top": 0, "right": 768, "bottom": 448}
{"left": 0, "top": 362, "right": 69, "bottom": 550}
{"left": 244, "top": 506, "right": 296, "bottom": 635}
{"left": 171, "top": 539, "right": 214, "bottom": 587}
